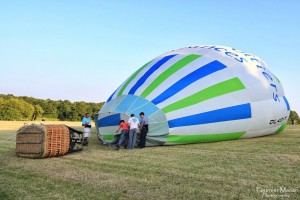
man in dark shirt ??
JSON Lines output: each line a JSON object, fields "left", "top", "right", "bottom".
{"left": 139, "top": 112, "right": 149, "bottom": 148}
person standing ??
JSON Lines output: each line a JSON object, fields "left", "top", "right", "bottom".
{"left": 115, "top": 120, "right": 129, "bottom": 150}
{"left": 127, "top": 114, "right": 140, "bottom": 149}
{"left": 41, "top": 117, "right": 45, "bottom": 125}
{"left": 82, "top": 113, "right": 92, "bottom": 146}
{"left": 139, "top": 112, "right": 149, "bottom": 148}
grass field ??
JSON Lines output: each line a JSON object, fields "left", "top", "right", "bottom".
{"left": 0, "top": 121, "right": 299, "bottom": 200}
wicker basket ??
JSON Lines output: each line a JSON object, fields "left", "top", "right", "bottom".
{"left": 16, "top": 124, "right": 70, "bottom": 158}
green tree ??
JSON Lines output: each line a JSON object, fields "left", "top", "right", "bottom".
{"left": 67, "top": 104, "right": 80, "bottom": 121}
{"left": 32, "top": 105, "right": 44, "bottom": 120}
{"left": 0, "top": 97, "right": 34, "bottom": 120}
{"left": 57, "top": 100, "right": 72, "bottom": 120}
{"left": 0, "top": 97, "right": 22, "bottom": 120}
{"left": 43, "top": 99, "right": 58, "bottom": 119}
{"left": 74, "top": 101, "right": 88, "bottom": 120}
{"left": 287, "top": 110, "right": 300, "bottom": 125}
{"left": 20, "top": 96, "right": 36, "bottom": 105}
{"left": 18, "top": 99, "right": 35, "bottom": 120}
{"left": 0, "top": 93, "right": 104, "bottom": 121}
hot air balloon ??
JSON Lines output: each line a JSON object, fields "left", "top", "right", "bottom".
{"left": 95, "top": 45, "right": 290, "bottom": 146}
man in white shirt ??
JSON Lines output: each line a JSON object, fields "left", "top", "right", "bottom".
{"left": 127, "top": 114, "right": 140, "bottom": 149}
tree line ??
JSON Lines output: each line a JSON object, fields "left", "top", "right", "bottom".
{"left": 0, "top": 93, "right": 299, "bottom": 124}
{"left": 287, "top": 110, "right": 300, "bottom": 125}
{"left": 0, "top": 94, "right": 104, "bottom": 121}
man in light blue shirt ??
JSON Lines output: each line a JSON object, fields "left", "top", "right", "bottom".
{"left": 82, "top": 113, "right": 92, "bottom": 146}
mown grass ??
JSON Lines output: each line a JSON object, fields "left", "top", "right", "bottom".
{"left": 0, "top": 121, "right": 299, "bottom": 200}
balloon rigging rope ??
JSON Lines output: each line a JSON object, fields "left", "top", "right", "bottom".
{"left": 0, "top": 124, "right": 28, "bottom": 144}
{"left": 111, "top": 95, "right": 126, "bottom": 111}
{"left": 0, "top": 135, "right": 16, "bottom": 144}
{"left": 127, "top": 101, "right": 152, "bottom": 114}
{"left": 125, "top": 96, "right": 140, "bottom": 113}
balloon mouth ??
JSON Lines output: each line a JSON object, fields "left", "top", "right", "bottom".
{"left": 95, "top": 95, "right": 169, "bottom": 146}
{"left": 95, "top": 112, "right": 130, "bottom": 142}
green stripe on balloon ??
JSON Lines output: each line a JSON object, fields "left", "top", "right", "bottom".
{"left": 274, "top": 75, "right": 281, "bottom": 83}
{"left": 102, "top": 134, "right": 115, "bottom": 140}
{"left": 275, "top": 122, "right": 287, "bottom": 134}
{"left": 167, "top": 132, "right": 246, "bottom": 143}
{"left": 162, "top": 77, "right": 246, "bottom": 113}
{"left": 117, "top": 61, "right": 152, "bottom": 96}
{"left": 140, "top": 54, "right": 202, "bottom": 98}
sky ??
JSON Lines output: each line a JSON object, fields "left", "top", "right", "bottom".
{"left": 0, "top": 0, "right": 299, "bottom": 113}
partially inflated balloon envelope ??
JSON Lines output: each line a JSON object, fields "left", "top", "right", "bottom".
{"left": 96, "top": 45, "right": 290, "bottom": 146}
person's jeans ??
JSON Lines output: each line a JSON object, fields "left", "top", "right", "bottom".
{"left": 116, "top": 130, "right": 127, "bottom": 148}
{"left": 140, "top": 127, "right": 148, "bottom": 148}
{"left": 128, "top": 128, "right": 138, "bottom": 149}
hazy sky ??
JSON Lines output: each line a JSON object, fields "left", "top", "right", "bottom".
{"left": 0, "top": 0, "right": 299, "bottom": 113}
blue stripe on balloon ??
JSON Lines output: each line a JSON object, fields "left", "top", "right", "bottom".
{"left": 151, "top": 60, "right": 227, "bottom": 105}
{"left": 283, "top": 96, "right": 290, "bottom": 111}
{"left": 168, "top": 103, "right": 252, "bottom": 128}
{"left": 107, "top": 89, "right": 117, "bottom": 103}
{"left": 98, "top": 113, "right": 121, "bottom": 127}
{"left": 128, "top": 54, "right": 177, "bottom": 95}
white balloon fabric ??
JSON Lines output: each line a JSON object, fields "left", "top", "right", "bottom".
{"left": 96, "top": 45, "right": 290, "bottom": 145}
